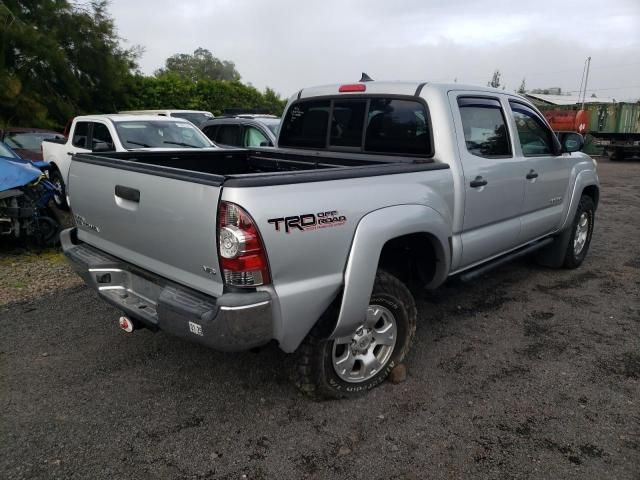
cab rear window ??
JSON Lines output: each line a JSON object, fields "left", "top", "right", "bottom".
{"left": 279, "top": 97, "right": 432, "bottom": 156}
{"left": 279, "top": 100, "right": 330, "bottom": 149}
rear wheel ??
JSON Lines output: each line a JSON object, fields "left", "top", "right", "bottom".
{"left": 49, "top": 167, "right": 69, "bottom": 211}
{"left": 295, "top": 270, "right": 417, "bottom": 399}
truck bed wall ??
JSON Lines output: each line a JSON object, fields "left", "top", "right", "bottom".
{"left": 85, "top": 149, "right": 401, "bottom": 178}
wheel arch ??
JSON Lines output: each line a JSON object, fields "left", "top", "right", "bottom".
{"left": 560, "top": 168, "right": 599, "bottom": 231}
{"left": 582, "top": 184, "right": 599, "bottom": 209}
{"left": 329, "top": 204, "right": 451, "bottom": 339}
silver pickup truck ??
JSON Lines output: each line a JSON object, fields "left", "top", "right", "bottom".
{"left": 61, "top": 81, "right": 599, "bottom": 398}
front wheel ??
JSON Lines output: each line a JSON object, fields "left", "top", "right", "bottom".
{"left": 295, "top": 270, "right": 417, "bottom": 399}
{"left": 562, "top": 195, "right": 595, "bottom": 269}
{"left": 49, "top": 167, "right": 69, "bottom": 211}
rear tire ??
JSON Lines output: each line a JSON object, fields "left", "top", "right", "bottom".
{"left": 562, "top": 195, "right": 595, "bottom": 269}
{"left": 49, "top": 167, "right": 69, "bottom": 211}
{"left": 295, "top": 270, "right": 417, "bottom": 399}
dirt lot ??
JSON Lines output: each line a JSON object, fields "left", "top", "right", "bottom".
{"left": 1, "top": 157, "right": 638, "bottom": 479}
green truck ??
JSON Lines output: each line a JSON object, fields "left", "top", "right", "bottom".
{"left": 538, "top": 101, "right": 640, "bottom": 160}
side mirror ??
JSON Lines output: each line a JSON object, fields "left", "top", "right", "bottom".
{"left": 557, "top": 132, "right": 584, "bottom": 153}
{"left": 93, "top": 141, "right": 112, "bottom": 153}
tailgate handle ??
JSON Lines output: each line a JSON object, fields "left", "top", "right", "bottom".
{"left": 115, "top": 185, "right": 140, "bottom": 203}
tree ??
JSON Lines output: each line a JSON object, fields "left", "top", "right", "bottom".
{"left": 127, "top": 74, "right": 286, "bottom": 116}
{"left": 487, "top": 69, "right": 501, "bottom": 89}
{"left": 0, "top": 0, "right": 139, "bottom": 128}
{"left": 155, "top": 48, "right": 241, "bottom": 82}
{"left": 517, "top": 78, "right": 527, "bottom": 94}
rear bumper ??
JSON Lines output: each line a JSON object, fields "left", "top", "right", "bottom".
{"left": 61, "top": 228, "right": 273, "bottom": 352}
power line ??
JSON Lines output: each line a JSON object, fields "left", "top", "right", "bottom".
{"left": 565, "top": 85, "right": 640, "bottom": 93}
{"left": 522, "top": 61, "right": 640, "bottom": 78}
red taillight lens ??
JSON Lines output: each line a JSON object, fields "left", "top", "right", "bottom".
{"left": 339, "top": 83, "right": 366, "bottom": 93}
{"left": 217, "top": 201, "right": 270, "bottom": 287}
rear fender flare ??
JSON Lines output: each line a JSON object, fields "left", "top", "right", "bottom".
{"left": 330, "top": 204, "right": 451, "bottom": 339}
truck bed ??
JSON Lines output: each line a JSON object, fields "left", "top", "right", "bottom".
{"left": 73, "top": 149, "right": 446, "bottom": 188}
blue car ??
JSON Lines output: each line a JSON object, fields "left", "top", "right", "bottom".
{"left": 0, "top": 141, "right": 60, "bottom": 245}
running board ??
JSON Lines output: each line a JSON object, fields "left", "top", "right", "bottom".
{"left": 459, "top": 237, "right": 554, "bottom": 282}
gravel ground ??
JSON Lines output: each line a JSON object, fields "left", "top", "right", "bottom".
{"left": 0, "top": 210, "right": 79, "bottom": 305}
{"left": 1, "top": 157, "right": 638, "bottom": 479}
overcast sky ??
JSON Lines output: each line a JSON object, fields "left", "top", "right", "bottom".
{"left": 110, "top": 0, "right": 640, "bottom": 100}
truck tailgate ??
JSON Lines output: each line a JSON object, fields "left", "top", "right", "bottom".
{"left": 68, "top": 158, "right": 224, "bottom": 297}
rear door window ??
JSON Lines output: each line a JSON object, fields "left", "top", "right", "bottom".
{"left": 72, "top": 122, "right": 90, "bottom": 148}
{"left": 279, "top": 100, "right": 330, "bottom": 149}
{"left": 457, "top": 97, "right": 511, "bottom": 158}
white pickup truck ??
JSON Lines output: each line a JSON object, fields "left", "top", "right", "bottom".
{"left": 42, "top": 114, "right": 216, "bottom": 209}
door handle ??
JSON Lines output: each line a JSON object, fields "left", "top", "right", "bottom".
{"left": 66, "top": 152, "right": 74, "bottom": 156}
{"left": 115, "top": 185, "right": 140, "bottom": 203}
{"left": 469, "top": 176, "right": 488, "bottom": 188}
{"left": 526, "top": 170, "right": 539, "bottom": 180}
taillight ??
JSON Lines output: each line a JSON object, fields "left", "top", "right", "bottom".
{"left": 217, "top": 201, "right": 270, "bottom": 287}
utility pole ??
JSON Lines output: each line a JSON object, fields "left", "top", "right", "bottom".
{"left": 581, "top": 56, "right": 591, "bottom": 109}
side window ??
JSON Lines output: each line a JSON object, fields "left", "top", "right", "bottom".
{"left": 91, "top": 123, "right": 115, "bottom": 150}
{"left": 244, "top": 126, "right": 269, "bottom": 147}
{"left": 364, "top": 99, "right": 430, "bottom": 155}
{"left": 279, "top": 100, "right": 330, "bottom": 149}
{"left": 457, "top": 97, "right": 511, "bottom": 158}
{"left": 510, "top": 102, "right": 554, "bottom": 156}
{"left": 72, "top": 122, "right": 90, "bottom": 148}
{"left": 330, "top": 99, "right": 366, "bottom": 147}
{"left": 215, "top": 125, "right": 242, "bottom": 146}
{"left": 202, "top": 125, "right": 218, "bottom": 142}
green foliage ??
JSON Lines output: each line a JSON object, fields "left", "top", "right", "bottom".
{"left": 0, "top": 3, "right": 286, "bottom": 129}
{"left": 0, "top": 0, "right": 139, "bottom": 129}
{"left": 155, "top": 47, "right": 240, "bottom": 82}
{"left": 128, "top": 75, "right": 286, "bottom": 116}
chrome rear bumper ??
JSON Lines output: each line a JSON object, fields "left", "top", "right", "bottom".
{"left": 61, "top": 228, "right": 273, "bottom": 351}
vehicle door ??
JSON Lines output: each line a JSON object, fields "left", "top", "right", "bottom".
{"left": 449, "top": 93, "right": 525, "bottom": 268}
{"left": 508, "top": 101, "right": 570, "bottom": 240}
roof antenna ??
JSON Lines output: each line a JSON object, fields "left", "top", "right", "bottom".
{"left": 359, "top": 72, "right": 374, "bottom": 82}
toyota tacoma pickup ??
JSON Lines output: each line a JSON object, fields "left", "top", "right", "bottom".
{"left": 61, "top": 81, "right": 599, "bottom": 398}
{"left": 42, "top": 114, "right": 216, "bottom": 209}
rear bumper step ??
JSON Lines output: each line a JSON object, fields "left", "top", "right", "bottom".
{"left": 61, "top": 228, "right": 273, "bottom": 352}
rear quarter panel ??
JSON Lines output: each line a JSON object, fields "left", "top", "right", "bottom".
{"left": 223, "top": 168, "right": 454, "bottom": 352}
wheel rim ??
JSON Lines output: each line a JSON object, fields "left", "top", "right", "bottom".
{"left": 331, "top": 305, "right": 397, "bottom": 383}
{"left": 52, "top": 175, "right": 63, "bottom": 206}
{"left": 573, "top": 211, "right": 590, "bottom": 256}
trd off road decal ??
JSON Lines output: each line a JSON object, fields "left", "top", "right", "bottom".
{"left": 268, "top": 210, "right": 347, "bottom": 233}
